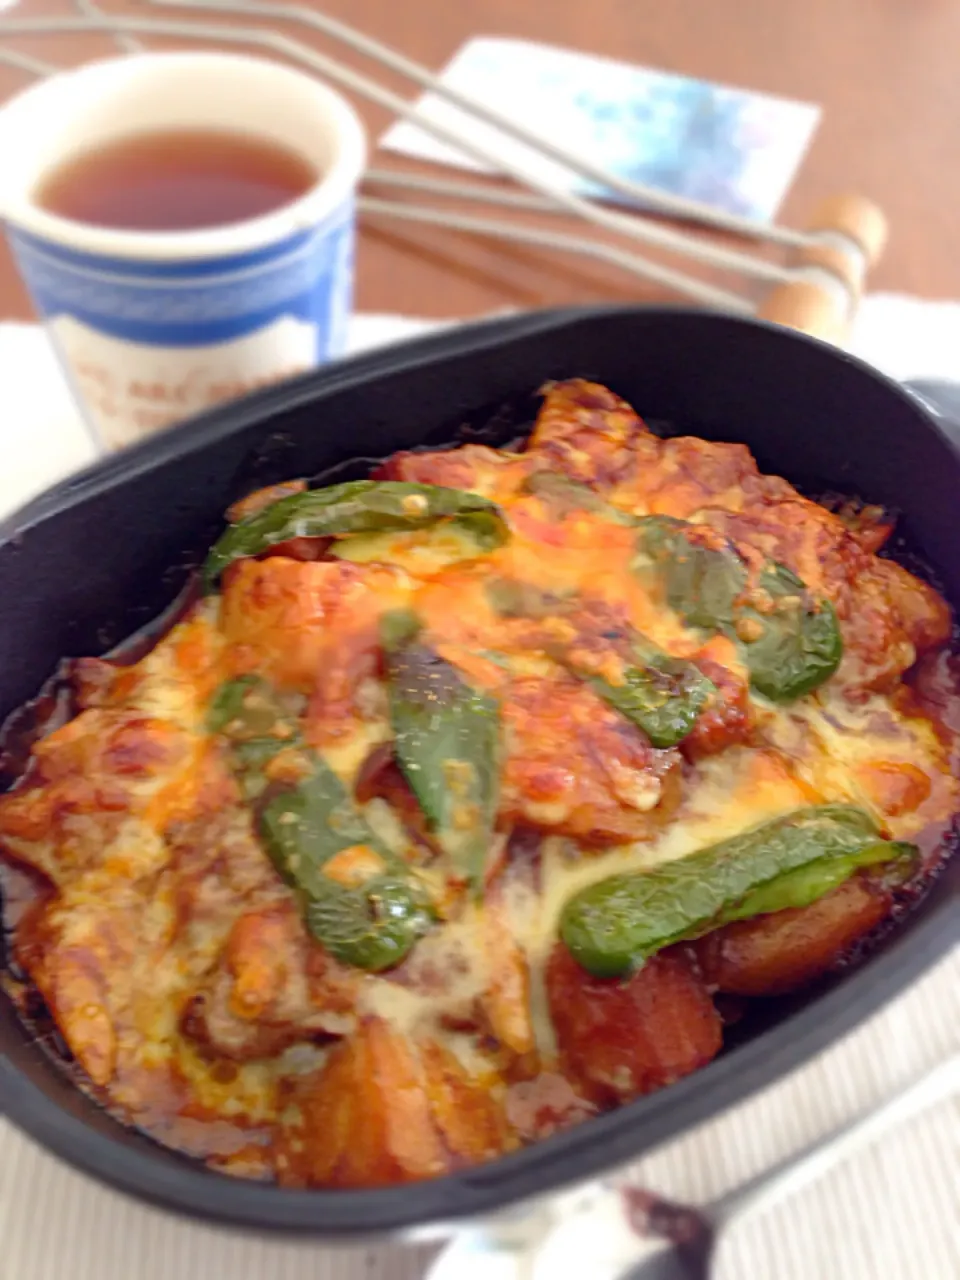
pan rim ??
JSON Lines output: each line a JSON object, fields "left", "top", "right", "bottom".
{"left": 1, "top": 303, "right": 957, "bottom": 1237}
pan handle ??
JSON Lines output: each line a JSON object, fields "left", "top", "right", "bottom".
{"left": 757, "top": 195, "right": 887, "bottom": 344}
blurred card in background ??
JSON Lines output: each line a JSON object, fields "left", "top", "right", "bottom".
{"left": 382, "top": 37, "right": 821, "bottom": 222}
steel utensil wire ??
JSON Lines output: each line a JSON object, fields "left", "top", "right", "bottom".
{"left": 0, "top": 1, "right": 877, "bottom": 331}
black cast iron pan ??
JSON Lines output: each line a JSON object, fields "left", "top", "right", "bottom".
{"left": 0, "top": 306, "right": 957, "bottom": 1238}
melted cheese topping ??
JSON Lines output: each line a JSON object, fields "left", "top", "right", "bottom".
{"left": 2, "top": 379, "right": 958, "bottom": 1187}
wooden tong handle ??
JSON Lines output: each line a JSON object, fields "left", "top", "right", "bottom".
{"left": 757, "top": 194, "right": 888, "bottom": 344}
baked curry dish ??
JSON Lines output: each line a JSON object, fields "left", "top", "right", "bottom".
{"left": 1, "top": 379, "right": 958, "bottom": 1188}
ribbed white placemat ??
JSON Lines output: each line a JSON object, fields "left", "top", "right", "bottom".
{"left": 0, "top": 305, "right": 958, "bottom": 1280}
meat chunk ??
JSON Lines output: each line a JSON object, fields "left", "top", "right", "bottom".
{"left": 219, "top": 557, "right": 407, "bottom": 709}
{"left": 499, "top": 677, "right": 681, "bottom": 844}
{"left": 274, "top": 1017, "right": 513, "bottom": 1187}
{"left": 546, "top": 943, "right": 722, "bottom": 1105}
{"left": 823, "top": 496, "right": 895, "bottom": 554}
{"left": 872, "top": 558, "right": 952, "bottom": 659}
{"left": 478, "top": 891, "right": 536, "bottom": 1059}
{"left": 636, "top": 435, "right": 794, "bottom": 519}
{"left": 17, "top": 903, "right": 123, "bottom": 1087}
{"left": 372, "top": 442, "right": 532, "bottom": 501}
{"left": 525, "top": 378, "right": 657, "bottom": 490}
{"left": 703, "top": 500, "right": 859, "bottom": 602}
{"left": 181, "top": 903, "right": 359, "bottom": 1061}
{"left": 0, "top": 709, "right": 207, "bottom": 885}
{"left": 166, "top": 806, "right": 361, "bottom": 1062}
{"left": 695, "top": 875, "right": 893, "bottom": 997}
{"left": 13, "top": 870, "right": 189, "bottom": 1120}
{"left": 72, "top": 612, "right": 224, "bottom": 715}
{"left": 417, "top": 1039, "right": 514, "bottom": 1166}
{"left": 685, "top": 635, "right": 753, "bottom": 758}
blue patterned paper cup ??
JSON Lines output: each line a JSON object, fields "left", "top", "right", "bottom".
{"left": 0, "top": 52, "right": 366, "bottom": 450}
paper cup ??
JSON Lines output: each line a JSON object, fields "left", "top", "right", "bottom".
{"left": 0, "top": 51, "right": 366, "bottom": 450}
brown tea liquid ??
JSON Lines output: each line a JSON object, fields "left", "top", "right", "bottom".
{"left": 35, "top": 128, "right": 318, "bottom": 232}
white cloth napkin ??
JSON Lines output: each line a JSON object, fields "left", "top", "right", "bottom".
{"left": 0, "top": 303, "right": 958, "bottom": 1280}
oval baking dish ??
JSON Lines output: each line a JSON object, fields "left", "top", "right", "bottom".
{"left": 0, "top": 306, "right": 958, "bottom": 1237}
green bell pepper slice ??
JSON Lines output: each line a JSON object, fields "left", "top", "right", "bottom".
{"left": 559, "top": 804, "right": 917, "bottom": 978}
{"left": 635, "top": 515, "right": 748, "bottom": 630}
{"left": 383, "top": 613, "right": 500, "bottom": 892}
{"left": 736, "top": 562, "right": 843, "bottom": 702}
{"left": 634, "top": 515, "right": 843, "bottom": 702}
{"left": 209, "top": 675, "right": 433, "bottom": 970}
{"left": 202, "top": 480, "right": 508, "bottom": 588}
{"left": 570, "top": 644, "right": 716, "bottom": 750}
